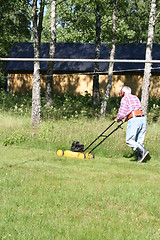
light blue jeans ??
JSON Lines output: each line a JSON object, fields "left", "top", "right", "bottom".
{"left": 126, "top": 116, "right": 147, "bottom": 151}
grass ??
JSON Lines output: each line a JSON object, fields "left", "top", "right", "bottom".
{"left": 0, "top": 112, "right": 160, "bottom": 239}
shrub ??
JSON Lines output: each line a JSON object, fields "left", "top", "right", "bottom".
{"left": 0, "top": 90, "right": 32, "bottom": 116}
{"left": 148, "top": 97, "right": 160, "bottom": 123}
{"left": 41, "top": 93, "right": 100, "bottom": 120}
{"left": 3, "top": 132, "right": 27, "bottom": 146}
{"left": 0, "top": 90, "right": 159, "bottom": 121}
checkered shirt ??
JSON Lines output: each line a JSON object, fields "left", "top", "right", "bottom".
{"left": 117, "top": 94, "right": 142, "bottom": 121}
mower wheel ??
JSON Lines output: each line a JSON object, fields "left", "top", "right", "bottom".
{"left": 85, "top": 152, "right": 94, "bottom": 159}
{"left": 56, "top": 149, "right": 64, "bottom": 157}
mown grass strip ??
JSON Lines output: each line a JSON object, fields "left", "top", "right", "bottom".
{"left": 0, "top": 114, "right": 160, "bottom": 239}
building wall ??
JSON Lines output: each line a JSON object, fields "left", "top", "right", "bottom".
{"left": 9, "top": 73, "right": 160, "bottom": 97}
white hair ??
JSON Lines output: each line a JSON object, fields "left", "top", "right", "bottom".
{"left": 120, "top": 86, "right": 131, "bottom": 94}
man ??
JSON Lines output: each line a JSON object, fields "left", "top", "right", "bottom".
{"left": 116, "top": 86, "right": 149, "bottom": 162}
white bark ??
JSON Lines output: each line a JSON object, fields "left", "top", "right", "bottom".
{"left": 31, "top": 0, "right": 45, "bottom": 127}
{"left": 141, "top": 0, "right": 157, "bottom": 117}
{"left": 100, "top": 0, "right": 117, "bottom": 117}
{"left": 45, "top": 0, "right": 56, "bottom": 108}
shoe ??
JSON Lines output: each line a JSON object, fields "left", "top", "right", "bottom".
{"left": 136, "top": 144, "right": 149, "bottom": 163}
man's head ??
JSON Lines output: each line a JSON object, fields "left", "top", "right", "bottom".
{"left": 120, "top": 86, "right": 131, "bottom": 97}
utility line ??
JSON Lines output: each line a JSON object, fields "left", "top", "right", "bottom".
{"left": 1, "top": 57, "right": 160, "bottom": 64}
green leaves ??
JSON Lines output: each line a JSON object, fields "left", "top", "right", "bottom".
{"left": 0, "top": 0, "right": 31, "bottom": 56}
{"left": 41, "top": 0, "right": 160, "bottom": 44}
{"left": 3, "top": 133, "right": 27, "bottom": 146}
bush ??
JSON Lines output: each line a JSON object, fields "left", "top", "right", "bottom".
{"left": 41, "top": 92, "right": 100, "bottom": 120}
{"left": 3, "top": 131, "right": 27, "bottom": 146}
{"left": 0, "top": 90, "right": 32, "bottom": 116}
{"left": 147, "top": 97, "right": 160, "bottom": 123}
{"left": 0, "top": 90, "right": 159, "bottom": 121}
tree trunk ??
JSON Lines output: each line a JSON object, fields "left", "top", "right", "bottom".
{"left": 100, "top": 0, "right": 117, "bottom": 117}
{"left": 141, "top": 0, "right": 157, "bottom": 117}
{"left": 93, "top": 2, "right": 100, "bottom": 106}
{"left": 45, "top": 0, "right": 56, "bottom": 108}
{"left": 32, "top": 59, "right": 41, "bottom": 127}
{"left": 31, "top": 0, "right": 45, "bottom": 127}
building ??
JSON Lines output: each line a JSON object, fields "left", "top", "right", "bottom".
{"left": 5, "top": 42, "right": 160, "bottom": 97}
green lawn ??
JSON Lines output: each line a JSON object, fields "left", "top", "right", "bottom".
{"left": 0, "top": 113, "right": 160, "bottom": 239}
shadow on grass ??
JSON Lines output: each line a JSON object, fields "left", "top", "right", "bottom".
{"left": 123, "top": 150, "right": 151, "bottom": 163}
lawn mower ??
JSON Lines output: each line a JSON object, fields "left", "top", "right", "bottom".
{"left": 56, "top": 121, "right": 124, "bottom": 159}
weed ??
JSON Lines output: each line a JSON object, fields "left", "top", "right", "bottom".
{"left": 3, "top": 132, "right": 28, "bottom": 146}
{"left": 0, "top": 90, "right": 159, "bottom": 121}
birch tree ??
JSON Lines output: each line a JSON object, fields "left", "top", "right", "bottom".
{"left": 141, "top": 0, "right": 157, "bottom": 117}
{"left": 45, "top": 0, "right": 56, "bottom": 108}
{"left": 100, "top": 0, "right": 118, "bottom": 117}
{"left": 32, "top": 0, "right": 45, "bottom": 127}
{"left": 93, "top": 2, "right": 101, "bottom": 106}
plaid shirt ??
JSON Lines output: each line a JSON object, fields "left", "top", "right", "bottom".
{"left": 117, "top": 93, "right": 142, "bottom": 121}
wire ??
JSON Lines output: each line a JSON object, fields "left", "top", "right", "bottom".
{"left": 1, "top": 57, "right": 160, "bottom": 64}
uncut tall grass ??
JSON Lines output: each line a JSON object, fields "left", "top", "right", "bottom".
{"left": 0, "top": 112, "right": 160, "bottom": 240}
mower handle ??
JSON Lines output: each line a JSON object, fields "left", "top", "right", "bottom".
{"left": 87, "top": 121, "right": 124, "bottom": 154}
{"left": 84, "top": 120, "right": 116, "bottom": 152}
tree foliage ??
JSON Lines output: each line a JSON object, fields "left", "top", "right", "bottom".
{"left": 0, "top": 0, "right": 31, "bottom": 90}
{"left": 1, "top": 0, "right": 160, "bottom": 121}
{"left": 127, "top": 0, "right": 160, "bottom": 43}
{"left": 0, "top": 0, "right": 31, "bottom": 56}
{"left": 1, "top": 0, "right": 160, "bottom": 53}
{"left": 41, "top": 0, "right": 160, "bottom": 44}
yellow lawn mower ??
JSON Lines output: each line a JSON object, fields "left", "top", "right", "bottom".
{"left": 56, "top": 121, "right": 124, "bottom": 159}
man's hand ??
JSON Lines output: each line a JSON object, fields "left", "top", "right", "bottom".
{"left": 122, "top": 116, "right": 127, "bottom": 122}
{"left": 115, "top": 118, "right": 120, "bottom": 122}
{"left": 115, "top": 117, "right": 126, "bottom": 123}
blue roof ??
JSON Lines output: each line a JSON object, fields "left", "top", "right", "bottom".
{"left": 5, "top": 42, "right": 160, "bottom": 73}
